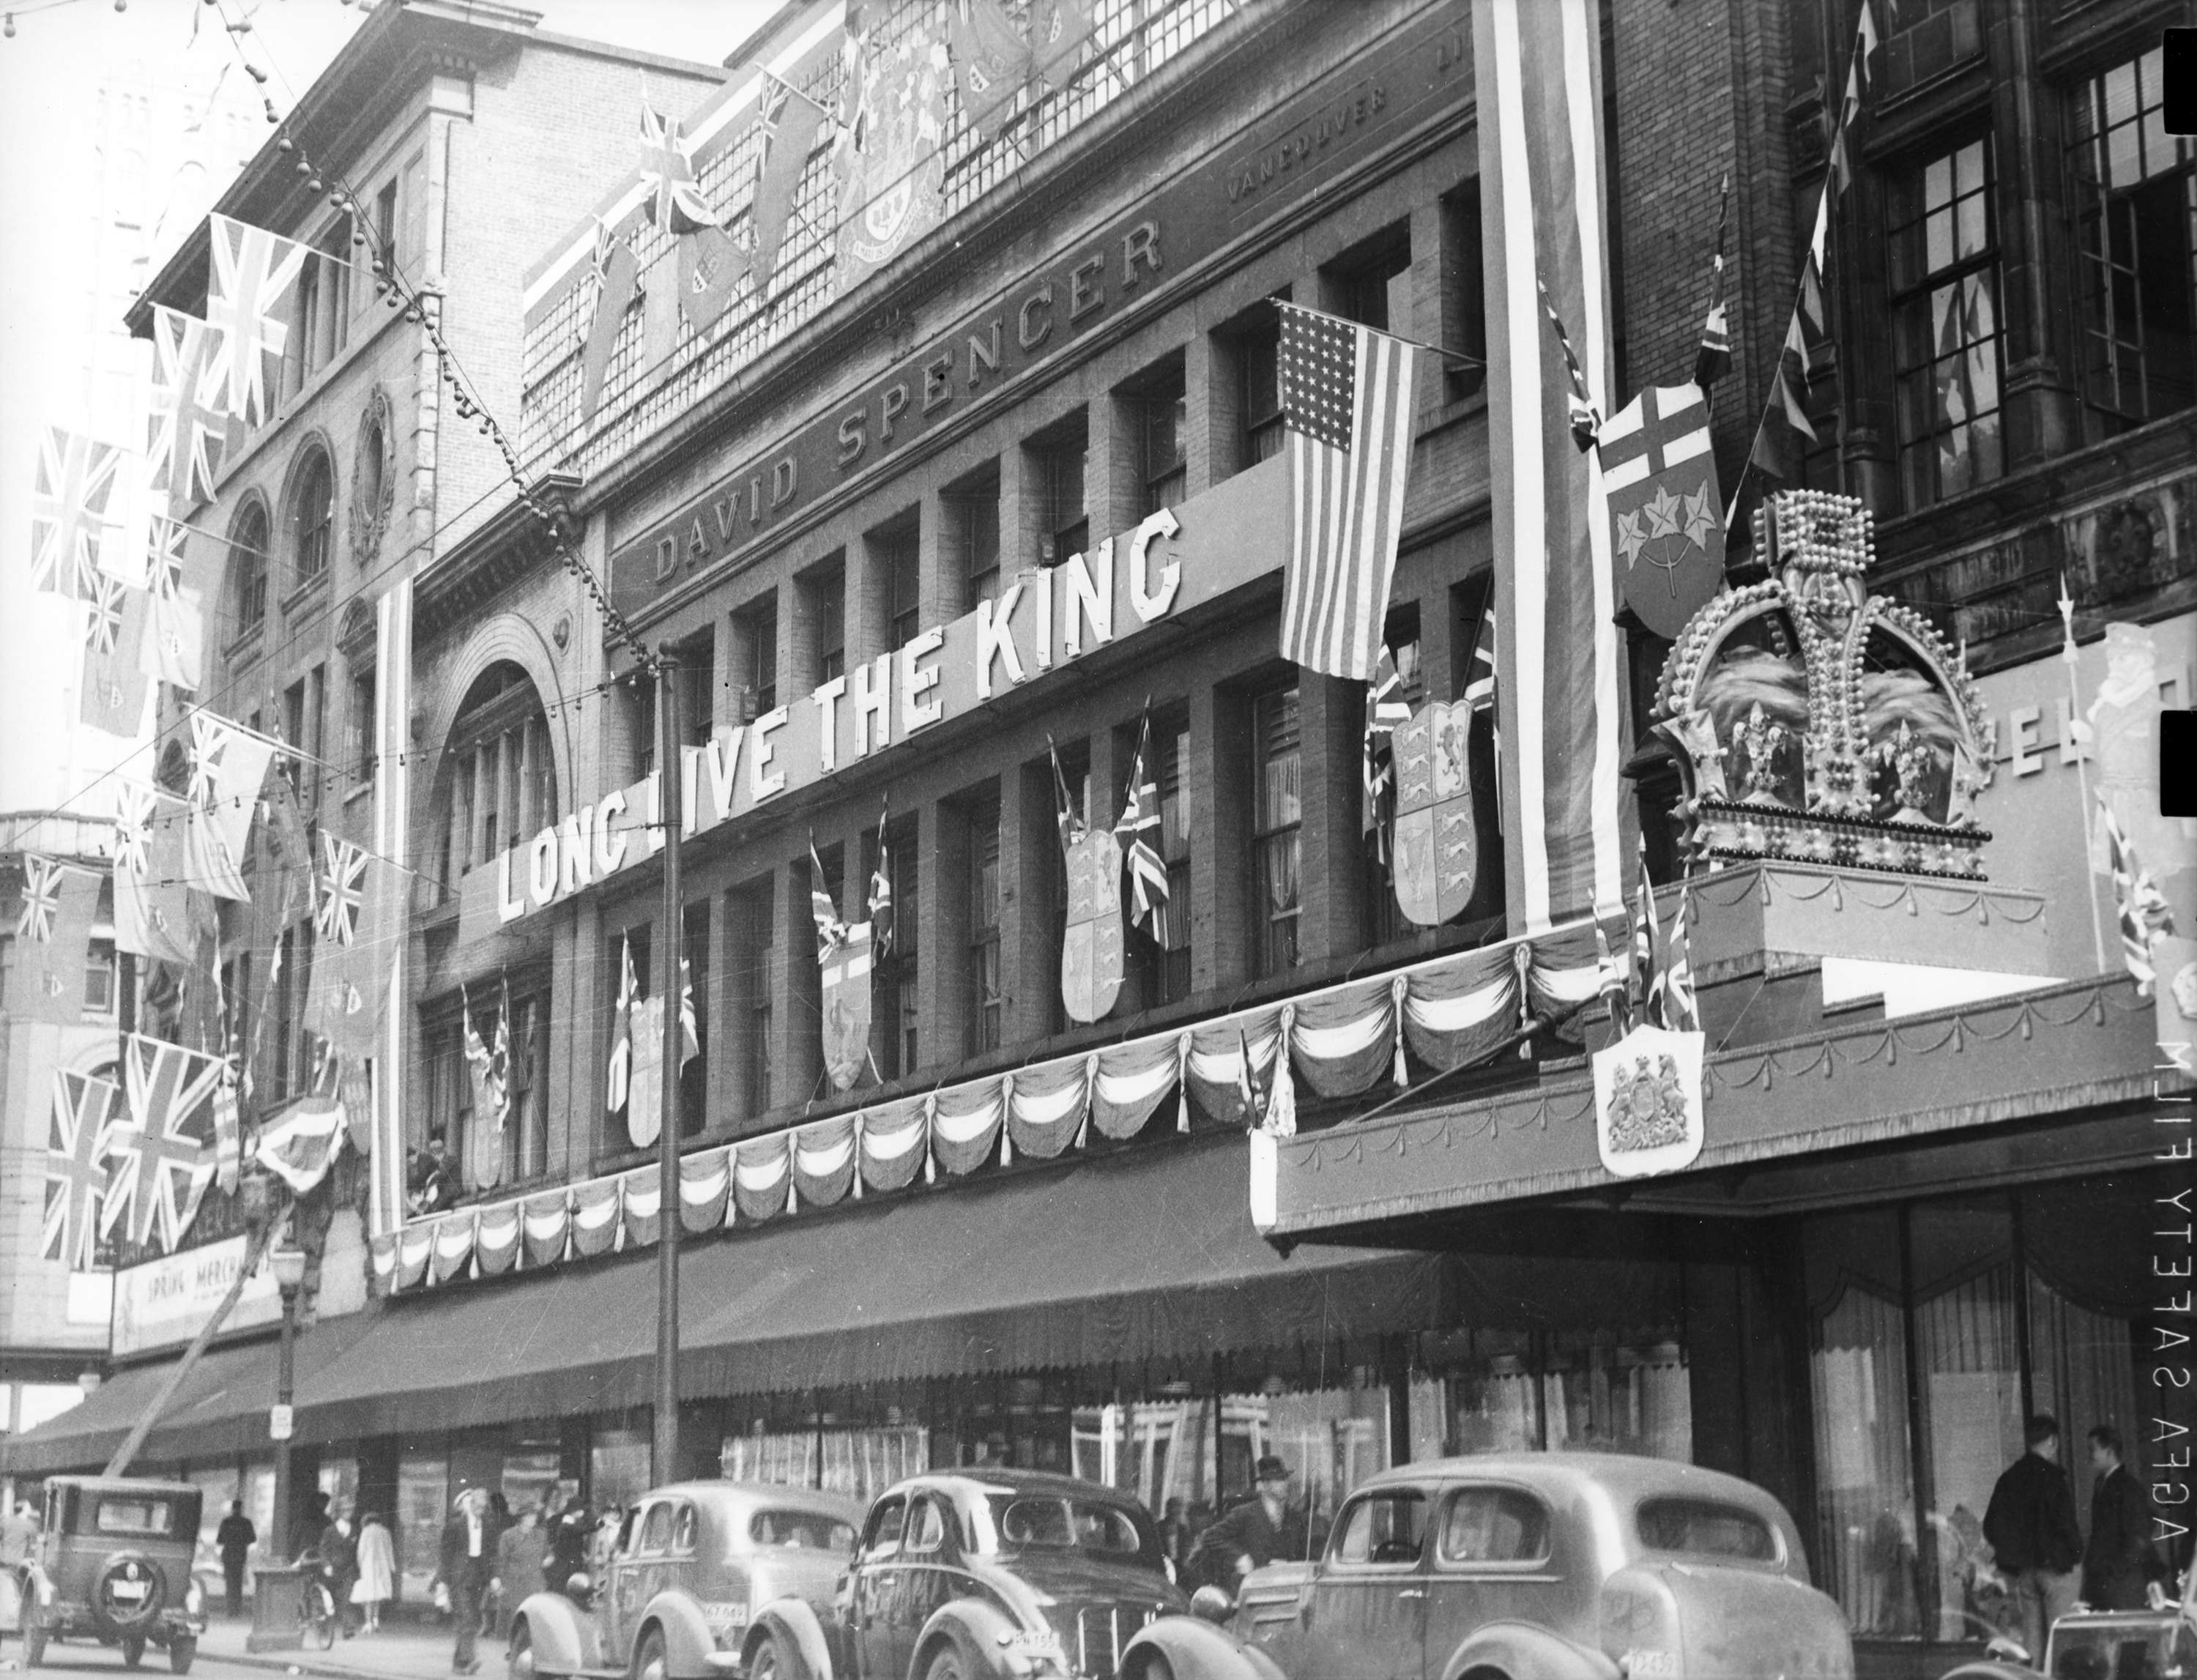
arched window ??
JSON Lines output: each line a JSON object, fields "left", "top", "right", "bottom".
{"left": 291, "top": 447, "right": 335, "bottom": 586}
{"left": 230, "top": 501, "right": 269, "bottom": 633}
{"left": 430, "top": 663, "right": 557, "bottom": 901}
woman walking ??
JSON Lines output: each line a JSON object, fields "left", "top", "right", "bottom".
{"left": 352, "top": 1512, "right": 395, "bottom": 1634}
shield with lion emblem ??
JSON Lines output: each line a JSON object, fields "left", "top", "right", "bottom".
{"left": 1061, "top": 828, "right": 1124, "bottom": 1024}
{"left": 1591, "top": 1022, "right": 1706, "bottom": 1179}
{"left": 1391, "top": 699, "right": 1478, "bottom": 926}
{"left": 820, "top": 922, "right": 874, "bottom": 1091}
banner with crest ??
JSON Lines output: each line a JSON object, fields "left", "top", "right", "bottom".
{"left": 832, "top": 7, "right": 948, "bottom": 291}
{"left": 1391, "top": 700, "right": 1478, "bottom": 926}
{"left": 1062, "top": 828, "right": 1125, "bottom": 1023}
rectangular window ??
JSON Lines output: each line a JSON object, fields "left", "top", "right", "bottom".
{"left": 349, "top": 669, "right": 376, "bottom": 786}
{"left": 955, "top": 475, "right": 1002, "bottom": 609}
{"left": 237, "top": 537, "right": 269, "bottom": 633}
{"left": 880, "top": 523, "right": 923, "bottom": 653}
{"left": 283, "top": 680, "right": 308, "bottom": 795}
{"left": 1241, "top": 309, "right": 1285, "bottom": 465}
{"left": 674, "top": 631, "right": 715, "bottom": 749}
{"left": 1139, "top": 371, "right": 1188, "bottom": 515}
{"left": 83, "top": 938, "right": 116, "bottom": 1014}
{"left": 630, "top": 670, "right": 657, "bottom": 781}
{"left": 1331, "top": 227, "right": 1413, "bottom": 333}
{"left": 803, "top": 568, "right": 845, "bottom": 687}
{"left": 308, "top": 664, "right": 326, "bottom": 806}
{"left": 1033, "top": 417, "right": 1088, "bottom": 565}
{"left": 740, "top": 601, "right": 778, "bottom": 717}
{"left": 2066, "top": 47, "right": 2196, "bottom": 443}
{"left": 1252, "top": 685, "right": 1302, "bottom": 977}
{"left": 967, "top": 805, "right": 1002, "bottom": 1058}
{"left": 1889, "top": 137, "right": 2006, "bottom": 506}
{"left": 272, "top": 926, "right": 297, "bottom": 1102}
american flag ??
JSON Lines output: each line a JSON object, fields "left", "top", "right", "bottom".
{"left": 1116, "top": 707, "right": 1169, "bottom": 935}
{"left": 146, "top": 305, "right": 228, "bottom": 508}
{"left": 206, "top": 214, "right": 310, "bottom": 425}
{"left": 30, "top": 425, "right": 122, "bottom": 598}
{"left": 107, "top": 1033, "right": 222, "bottom": 1252}
{"left": 1275, "top": 302, "right": 1420, "bottom": 683}
{"left": 2100, "top": 795, "right": 2175, "bottom": 995}
{"left": 639, "top": 103, "right": 717, "bottom": 234}
{"left": 317, "top": 832, "right": 368, "bottom": 945}
{"left": 44, "top": 1068, "right": 118, "bottom": 1270}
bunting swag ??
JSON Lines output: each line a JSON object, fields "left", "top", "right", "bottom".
{"left": 832, "top": 7, "right": 949, "bottom": 291}
{"left": 255, "top": 1095, "right": 345, "bottom": 1194}
{"left": 146, "top": 305, "right": 228, "bottom": 511}
{"left": 45, "top": 1068, "right": 119, "bottom": 1270}
{"left": 1474, "top": 0, "right": 1627, "bottom": 933}
{"left": 185, "top": 713, "right": 277, "bottom": 902}
{"left": 30, "top": 425, "right": 122, "bottom": 599}
{"left": 107, "top": 1033, "right": 223, "bottom": 1253}
{"left": 386, "top": 923, "right": 1610, "bottom": 1290}
{"left": 113, "top": 781, "right": 198, "bottom": 966}
{"left": 10, "top": 855, "right": 100, "bottom": 1025}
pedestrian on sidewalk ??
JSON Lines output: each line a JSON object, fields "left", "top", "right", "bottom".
{"left": 494, "top": 1506, "right": 546, "bottom": 1636}
{"left": 319, "top": 1509, "right": 360, "bottom": 1639}
{"left": 1984, "top": 1413, "right": 2084, "bottom": 1659}
{"left": 215, "top": 1501, "right": 256, "bottom": 1618}
{"left": 2082, "top": 1424, "right": 2162, "bottom": 1610}
{"left": 354, "top": 1512, "right": 395, "bottom": 1634}
{"left": 438, "top": 1487, "right": 494, "bottom": 1676}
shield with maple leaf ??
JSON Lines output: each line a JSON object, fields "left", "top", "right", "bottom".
{"left": 1599, "top": 382, "right": 1725, "bottom": 639}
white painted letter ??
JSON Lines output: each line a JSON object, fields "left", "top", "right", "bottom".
{"left": 814, "top": 674, "right": 847, "bottom": 773}
{"left": 559, "top": 806, "right": 595, "bottom": 895}
{"left": 1033, "top": 565, "right": 1054, "bottom": 671}
{"left": 702, "top": 725, "right": 744, "bottom": 822}
{"left": 1129, "top": 508, "right": 1181, "bottom": 622}
{"left": 595, "top": 788, "right": 629, "bottom": 875}
{"left": 1063, "top": 537, "right": 1114, "bottom": 658}
{"left": 975, "top": 580, "right": 1027, "bottom": 700}
{"left": 750, "top": 705, "right": 789, "bottom": 800}
{"left": 498, "top": 848, "right": 528, "bottom": 923}
{"left": 528, "top": 828, "right": 558, "bottom": 907}
{"left": 902, "top": 627, "right": 944, "bottom": 732}
{"left": 852, "top": 652, "right": 892, "bottom": 757}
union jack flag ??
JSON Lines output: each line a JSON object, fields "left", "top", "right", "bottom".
{"left": 1115, "top": 707, "right": 1170, "bottom": 935}
{"left": 638, "top": 103, "right": 717, "bottom": 234}
{"left": 1360, "top": 647, "right": 1410, "bottom": 866}
{"left": 809, "top": 841, "right": 847, "bottom": 959}
{"left": 2100, "top": 795, "right": 2176, "bottom": 995}
{"left": 205, "top": 214, "right": 310, "bottom": 426}
{"left": 30, "top": 425, "right": 121, "bottom": 598}
{"left": 83, "top": 570, "right": 130, "bottom": 655}
{"left": 17, "top": 854, "right": 64, "bottom": 942}
{"left": 146, "top": 305, "right": 228, "bottom": 509}
{"left": 316, "top": 832, "right": 368, "bottom": 946}
{"left": 44, "top": 1068, "right": 118, "bottom": 1270}
{"left": 106, "top": 1033, "right": 222, "bottom": 1252}
{"left": 113, "top": 782, "right": 153, "bottom": 878}
{"left": 1662, "top": 885, "right": 1700, "bottom": 1033}
{"left": 1633, "top": 836, "right": 1665, "bottom": 1029}
{"left": 869, "top": 800, "right": 893, "bottom": 959}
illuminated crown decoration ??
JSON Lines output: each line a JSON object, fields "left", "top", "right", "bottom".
{"left": 1653, "top": 491, "right": 1997, "bottom": 878}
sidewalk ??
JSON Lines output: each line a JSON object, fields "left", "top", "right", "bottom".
{"left": 197, "top": 1614, "right": 484, "bottom": 1680}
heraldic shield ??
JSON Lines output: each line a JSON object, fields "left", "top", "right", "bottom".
{"left": 1590, "top": 1022, "right": 1706, "bottom": 1180}
{"left": 1061, "top": 828, "right": 1125, "bottom": 1024}
{"left": 1601, "top": 383, "right": 1725, "bottom": 640}
{"left": 1392, "top": 699, "right": 1477, "bottom": 926}
{"left": 821, "top": 921, "right": 874, "bottom": 1091}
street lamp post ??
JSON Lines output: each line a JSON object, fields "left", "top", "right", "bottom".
{"left": 269, "top": 1246, "right": 308, "bottom": 1561}
{"left": 653, "top": 661, "right": 683, "bottom": 1487}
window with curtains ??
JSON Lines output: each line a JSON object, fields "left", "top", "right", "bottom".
{"left": 967, "top": 801, "right": 1002, "bottom": 1058}
{"left": 2065, "top": 46, "right": 2196, "bottom": 445}
{"left": 1803, "top": 1186, "right": 2157, "bottom": 1647}
{"left": 430, "top": 664, "right": 557, "bottom": 903}
{"left": 1889, "top": 137, "right": 2006, "bottom": 507}
{"left": 1251, "top": 685, "right": 1302, "bottom": 978}
{"left": 738, "top": 599, "right": 778, "bottom": 718}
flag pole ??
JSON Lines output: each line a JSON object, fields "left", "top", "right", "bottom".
{"left": 2058, "top": 576, "right": 2110, "bottom": 975}
{"left": 653, "top": 655, "right": 683, "bottom": 1486}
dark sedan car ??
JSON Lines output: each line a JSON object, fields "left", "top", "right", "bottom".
{"left": 744, "top": 1471, "right": 1186, "bottom": 1680}
{"left": 9, "top": 1476, "right": 209, "bottom": 1673}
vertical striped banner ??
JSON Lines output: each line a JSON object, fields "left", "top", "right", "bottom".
{"left": 368, "top": 576, "right": 414, "bottom": 1236}
{"left": 1473, "top": 0, "right": 1629, "bottom": 932}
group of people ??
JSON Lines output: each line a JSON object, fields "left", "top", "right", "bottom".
{"left": 434, "top": 1484, "right": 603, "bottom": 1675}
{"left": 1983, "top": 1416, "right": 2166, "bottom": 1657}
{"left": 209, "top": 1496, "right": 396, "bottom": 1631}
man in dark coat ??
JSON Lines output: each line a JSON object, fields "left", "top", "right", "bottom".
{"left": 1186, "top": 1456, "right": 1317, "bottom": 1597}
{"left": 215, "top": 1501, "right": 256, "bottom": 1617}
{"left": 2082, "top": 1424, "right": 2157, "bottom": 1610}
{"left": 317, "top": 1512, "right": 360, "bottom": 1638}
{"left": 1984, "top": 1414, "right": 2084, "bottom": 1659}
{"left": 439, "top": 1487, "right": 494, "bottom": 1674}
{"left": 545, "top": 1495, "right": 594, "bottom": 1602}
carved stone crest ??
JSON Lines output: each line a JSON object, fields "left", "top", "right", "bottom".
{"left": 349, "top": 386, "right": 397, "bottom": 564}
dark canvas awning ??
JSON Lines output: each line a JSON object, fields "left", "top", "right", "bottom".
{"left": 6, "top": 1134, "right": 1433, "bottom": 1473}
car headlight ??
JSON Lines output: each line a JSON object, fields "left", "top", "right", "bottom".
{"left": 698, "top": 1602, "right": 751, "bottom": 1643}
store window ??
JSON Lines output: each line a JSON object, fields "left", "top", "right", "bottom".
{"left": 1410, "top": 1328, "right": 1692, "bottom": 1465}
{"left": 1803, "top": 1183, "right": 2162, "bottom": 1647}
{"left": 1251, "top": 685, "right": 1302, "bottom": 977}
{"left": 967, "top": 800, "right": 1003, "bottom": 1057}
{"left": 2066, "top": 46, "right": 2196, "bottom": 443}
{"left": 1889, "top": 137, "right": 2006, "bottom": 507}
{"left": 230, "top": 500, "right": 270, "bottom": 634}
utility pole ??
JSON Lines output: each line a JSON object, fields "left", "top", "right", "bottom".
{"left": 653, "top": 658, "right": 683, "bottom": 1487}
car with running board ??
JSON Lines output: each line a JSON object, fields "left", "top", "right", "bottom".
{"left": 7, "top": 1475, "right": 209, "bottom": 1673}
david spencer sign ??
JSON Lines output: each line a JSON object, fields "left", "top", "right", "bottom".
{"left": 494, "top": 462, "right": 1283, "bottom": 926}
{"left": 111, "top": 1233, "right": 280, "bottom": 1357}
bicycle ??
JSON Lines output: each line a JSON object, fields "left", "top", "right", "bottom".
{"left": 293, "top": 1556, "right": 338, "bottom": 1651}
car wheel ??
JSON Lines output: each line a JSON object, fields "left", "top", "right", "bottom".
{"left": 122, "top": 1635, "right": 147, "bottom": 1667}
{"left": 746, "top": 1627, "right": 805, "bottom": 1680}
{"left": 169, "top": 1637, "right": 196, "bottom": 1676}
{"left": 23, "top": 1622, "right": 48, "bottom": 1668}
{"left": 510, "top": 1618, "right": 540, "bottom": 1680}
{"left": 1131, "top": 1656, "right": 1175, "bottom": 1680}
{"left": 923, "top": 1643, "right": 967, "bottom": 1680}
{"left": 632, "top": 1627, "right": 668, "bottom": 1680}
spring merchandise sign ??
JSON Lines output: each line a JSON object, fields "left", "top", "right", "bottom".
{"left": 111, "top": 1233, "right": 281, "bottom": 1356}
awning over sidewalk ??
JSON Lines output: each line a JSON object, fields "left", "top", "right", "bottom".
{"left": 7, "top": 1134, "right": 1435, "bottom": 1471}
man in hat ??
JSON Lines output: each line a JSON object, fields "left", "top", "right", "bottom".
{"left": 438, "top": 1487, "right": 494, "bottom": 1674}
{"left": 1186, "top": 1455, "right": 1317, "bottom": 1597}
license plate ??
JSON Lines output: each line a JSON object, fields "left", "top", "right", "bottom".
{"left": 111, "top": 1581, "right": 147, "bottom": 1600}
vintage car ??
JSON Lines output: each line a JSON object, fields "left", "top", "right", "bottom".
{"left": 1118, "top": 1453, "right": 1853, "bottom": 1680}
{"left": 743, "top": 1470, "right": 1188, "bottom": 1680}
{"left": 510, "top": 1482, "right": 862, "bottom": 1680}
{"left": 10, "top": 1476, "right": 209, "bottom": 1673}
{"left": 1939, "top": 1566, "right": 2195, "bottom": 1680}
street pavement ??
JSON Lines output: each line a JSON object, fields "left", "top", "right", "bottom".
{"left": 0, "top": 1616, "right": 494, "bottom": 1680}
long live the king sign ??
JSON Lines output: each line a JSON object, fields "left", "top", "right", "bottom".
{"left": 486, "top": 461, "right": 1285, "bottom": 928}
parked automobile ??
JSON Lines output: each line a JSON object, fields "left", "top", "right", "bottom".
{"left": 8, "top": 1476, "right": 209, "bottom": 1673}
{"left": 743, "top": 1470, "right": 1188, "bottom": 1680}
{"left": 1117, "top": 1453, "right": 1853, "bottom": 1680}
{"left": 1938, "top": 1567, "right": 2195, "bottom": 1680}
{"left": 508, "top": 1482, "right": 862, "bottom": 1680}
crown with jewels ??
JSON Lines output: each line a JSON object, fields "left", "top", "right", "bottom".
{"left": 1652, "top": 490, "right": 1998, "bottom": 879}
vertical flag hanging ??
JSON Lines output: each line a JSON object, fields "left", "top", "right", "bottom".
{"left": 607, "top": 932, "right": 638, "bottom": 1121}
{"left": 1473, "top": 0, "right": 1627, "bottom": 932}
{"left": 29, "top": 426, "right": 122, "bottom": 599}
{"left": 811, "top": 840, "right": 871, "bottom": 1091}
{"left": 79, "top": 572, "right": 152, "bottom": 737}
{"left": 146, "top": 305, "right": 228, "bottom": 511}
{"left": 1274, "top": 302, "right": 1421, "bottom": 683}
{"left": 205, "top": 214, "right": 311, "bottom": 426}
{"left": 185, "top": 713, "right": 277, "bottom": 902}
{"left": 142, "top": 516, "right": 212, "bottom": 692}
{"left": 1117, "top": 705, "right": 1170, "bottom": 937}
{"left": 113, "top": 781, "right": 198, "bottom": 967}
{"left": 578, "top": 221, "right": 641, "bottom": 425}
{"left": 1361, "top": 647, "right": 1410, "bottom": 869}
{"left": 832, "top": 7, "right": 950, "bottom": 291}
{"left": 751, "top": 73, "right": 830, "bottom": 288}
{"left": 2100, "top": 795, "right": 2175, "bottom": 996}
{"left": 106, "top": 1033, "right": 223, "bottom": 1253}
{"left": 950, "top": 0, "right": 1033, "bottom": 144}
{"left": 45, "top": 1068, "right": 119, "bottom": 1270}
{"left": 869, "top": 800, "right": 894, "bottom": 960}
{"left": 639, "top": 103, "right": 719, "bottom": 234}
{"left": 10, "top": 855, "right": 101, "bottom": 1025}
{"left": 1693, "top": 173, "right": 1733, "bottom": 390}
